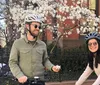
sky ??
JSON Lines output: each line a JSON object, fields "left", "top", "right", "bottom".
{"left": 0, "top": 0, "right": 6, "bottom": 29}
{"left": 0, "top": 19, "right": 6, "bottom": 29}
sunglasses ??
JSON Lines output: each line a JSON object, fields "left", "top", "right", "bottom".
{"left": 88, "top": 42, "right": 98, "bottom": 47}
{"left": 31, "top": 24, "right": 41, "bottom": 29}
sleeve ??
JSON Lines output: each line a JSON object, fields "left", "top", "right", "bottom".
{"left": 92, "top": 75, "right": 100, "bottom": 85}
{"left": 43, "top": 44, "right": 54, "bottom": 71}
{"left": 9, "top": 40, "right": 25, "bottom": 79}
{"left": 75, "top": 64, "right": 93, "bottom": 85}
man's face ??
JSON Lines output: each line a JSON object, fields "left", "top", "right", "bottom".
{"left": 27, "top": 22, "right": 41, "bottom": 37}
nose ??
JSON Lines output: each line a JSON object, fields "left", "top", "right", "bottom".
{"left": 35, "top": 27, "right": 40, "bottom": 31}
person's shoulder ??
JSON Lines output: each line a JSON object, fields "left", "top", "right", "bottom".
{"left": 37, "top": 39, "right": 46, "bottom": 45}
{"left": 13, "top": 37, "right": 24, "bottom": 44}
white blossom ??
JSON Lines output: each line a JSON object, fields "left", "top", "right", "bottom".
{"left": 68, "top": 31, "right": 72, "bottom": 35}
{"left": 6, "top": 0, "right": 100, "bottom": 38}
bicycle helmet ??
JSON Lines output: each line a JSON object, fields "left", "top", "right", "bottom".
{"left": 85, "top": 32, "right": 100, "bottom": 41}
{"left": 25, "top": 14, "right": 42, "bottom": 23}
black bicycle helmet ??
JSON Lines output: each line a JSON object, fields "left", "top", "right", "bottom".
{"left": 85, "top": 32, "right": 100, "bottom": 41}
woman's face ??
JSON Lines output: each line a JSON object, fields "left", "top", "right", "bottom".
{"left": 88, "top": 39, "right": 99, "bottom": 53}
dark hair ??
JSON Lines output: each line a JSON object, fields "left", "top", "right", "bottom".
{"left": 86, "top": 38, "right": 100, "bottom": 70}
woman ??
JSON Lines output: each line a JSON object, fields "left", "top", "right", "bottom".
{"left": 75, "top": 32, "right": 100, "bottom": 85}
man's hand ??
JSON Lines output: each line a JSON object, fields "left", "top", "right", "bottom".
{"left": 52, "top": 65, "right": 61, "bottom": 72}
{"left": 18, "top": 76, "right": 28, "bottom": 83}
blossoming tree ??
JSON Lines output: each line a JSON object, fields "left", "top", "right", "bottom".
{"left": 1, "top": 0, "right": 100, "bottom": 50}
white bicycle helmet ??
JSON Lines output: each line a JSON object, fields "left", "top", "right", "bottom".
{"left": 85, "top": 32, "right": 100, "bottom": 41}
{"left": 25, "top": 14, "right": 42, "bottom": 23}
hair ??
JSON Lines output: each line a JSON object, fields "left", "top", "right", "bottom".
{"left": 86, "top": 38, "right": 100, "bottom": 70}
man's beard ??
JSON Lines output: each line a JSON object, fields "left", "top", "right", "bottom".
{"left": 32, "top": 32, "right": 39, "bottom": 37}
{"left": 29, "top": 30, "right": 39, "bottom": 38}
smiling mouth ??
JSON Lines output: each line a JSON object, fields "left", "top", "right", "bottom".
{"left": 91, "top": 47, "right": 96, "bottom": 49}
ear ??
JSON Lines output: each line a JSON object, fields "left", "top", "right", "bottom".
{"left": 25, "top": 24, "right": 29, "bottom": 30}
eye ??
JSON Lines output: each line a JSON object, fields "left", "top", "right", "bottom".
{"left": 88, "top": 42, "right": 98, "bottom": 47}
{"left": 31, "top": 24, "right": 41, "bottom": 29}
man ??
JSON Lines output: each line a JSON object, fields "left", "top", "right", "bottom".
{"left": 9, "top": 14, "right": 61, "bottom": 85}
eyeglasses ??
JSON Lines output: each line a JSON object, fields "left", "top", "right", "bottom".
{"left": 31, "top": 24, "right": 41, "bottom": 29}
{"left": 88, "top": 42, "right": 98, "bottom": 47}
